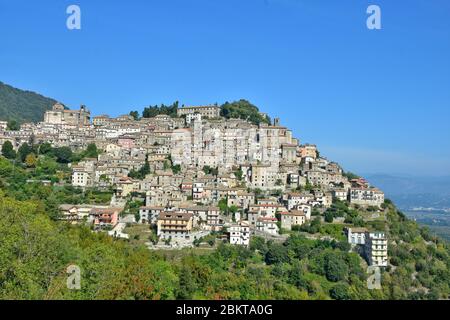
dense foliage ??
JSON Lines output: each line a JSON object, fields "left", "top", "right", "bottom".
{"left": 142, "top": 101, "right": 179, "bottom": 118}
{"left": 0, "top": 193, "right": 360, "bottom": 300}
{"left": 0, "top": 81, "right": 57, "bottom": 123}
{"left": 220, "top": 100, "right": 271, "bottom": 125}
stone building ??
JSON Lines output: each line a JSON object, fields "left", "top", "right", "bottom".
{"left": 44, "top": 103, "right": 91, "bottom": 126}
{"left": 177, "top": 105, "right": 221, "bottom": 118}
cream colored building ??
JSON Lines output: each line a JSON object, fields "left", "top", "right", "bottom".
{"left": 365, "top": 231, "right": 388, "bottom": 267}
{"left": 157, "top": 212, "right": 193, "bottom": 240}
{"left": 177, "top": 106, "right": 221, "bottom": 118}
{"left": 280, "top": 210, "right": 307, "bottom": 230}
{"left": 44, "top": 103, "right": 91, "bottom": 126}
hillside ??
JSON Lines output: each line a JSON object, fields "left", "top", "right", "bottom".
{"left": 1, "top": 155, "right": 450, "bottom": 300}
{"left": 0, "top": 94, "right": 448, "bottom": 299}
{"left": 0, "top": 81, "right": 58, "bottom": 123}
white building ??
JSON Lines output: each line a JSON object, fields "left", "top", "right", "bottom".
{"left": 256, "top": 217, "right": 279, "bottom": 235}
{"left": 186, "top": 113, "right": 202, "bottom": 125}
{"left": 229, "top": 221, "right": 250, "bottom": 246}
{"left": 350, "top": 188, "right": 385, "bottom": 207}
{"left": 346, "top": 227, "right": 368, "bottom": 245}
{"left": 366, "top": 231, "right": 388, "bottom": 267}
{"left": 71, "top": 167, "right": 94, "bottom": 187}
{"left": 139, "top": 206, "right": 165, "bottom": 224}
{"left": 332, "top": 188, "right": 348, "bottom": 202}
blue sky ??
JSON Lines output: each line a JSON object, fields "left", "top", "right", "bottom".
{"left": 0, "top": 0, "right": 449, "bottom": 176}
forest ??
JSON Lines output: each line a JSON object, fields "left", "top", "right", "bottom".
{"left": 0, "top": 82, "right": 57, "bottom": 124}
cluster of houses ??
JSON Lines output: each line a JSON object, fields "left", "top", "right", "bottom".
{"left": 59, "top": 204, "right": 121, "bottom": 230}
{"left": 0, "top": 103, "right": 387, "bottom": 265}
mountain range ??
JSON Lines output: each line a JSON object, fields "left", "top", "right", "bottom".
{"left": 366, "top": 174, "right": 450, "bottom": 210}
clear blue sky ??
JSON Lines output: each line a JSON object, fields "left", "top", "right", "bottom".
{"left": 1, "top": 0, "right": 449, "bottom": 176}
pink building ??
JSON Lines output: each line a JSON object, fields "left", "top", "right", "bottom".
{"left": 118, "top": 136, "right": 136, "bottom": 149}
{"left": 90, "top": 208, "right": 121, "bottom": 229}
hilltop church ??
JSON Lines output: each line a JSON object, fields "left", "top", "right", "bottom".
{"left": 44, "top": 102, "right": 90, "bottom": 126}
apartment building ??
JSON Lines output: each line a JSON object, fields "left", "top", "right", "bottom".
{"left": 256, "top": 217, "right": 279, "bottom": 235}
{"left": 177, "top": 105, "right": 221, "bottom": 118}
{"left": 365, "top": 231, "right": 388, "bottom": 267}
{"left": 350, "top": 188, "right": 385, "bottom": 207}
{"left": 229, "top": 221, "right": 250, "bottom": 246}
{"left": 157, "top": 212, "right": 193, "bottom": 240}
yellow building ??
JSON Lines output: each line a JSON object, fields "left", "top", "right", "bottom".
{"left": 157, "top": 212, "right": 193, "bottom": 240}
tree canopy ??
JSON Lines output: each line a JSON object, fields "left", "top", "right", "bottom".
{"left": 142, "top": 101, "right": 179, "bottom": 118}
{"left": 220, "top": 100, "right": 271, "bottom": 125}
{"left": 0, "top": 81, "right": 57, "bottom": 123}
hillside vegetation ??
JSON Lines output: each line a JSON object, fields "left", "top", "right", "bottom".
{"left": 220, "top": 99, "right": 271, "bottom": 125}
{"left": 0, "top": 82, "right": 57, "bottom": 123}
{"left": 1, "top": 154, "right": 449, "bottom": 300}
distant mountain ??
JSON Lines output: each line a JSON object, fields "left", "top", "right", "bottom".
{"left": 0, "top": 81, "right": 58, "bottom": 123}
{"left": 366, "top": 174, "right": 450, "bottom": 209}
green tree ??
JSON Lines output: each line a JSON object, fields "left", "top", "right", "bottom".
{"left": 38, "top": 142, "right": 53, "bottom": 155}
{"left": 330, "top": 283, "right": 351, "bottom": 300}
{"left": 1, "top": 141, "right": 16, "bottom": 159}
{"left": 265, "top": 243, "right": 290, "bottom": 265}
{"left": 177, "top": 266, "right": 197, "bottom": 299}
{"left": 304, "top": 179, "right": 314, "bottom": 191}
{"left": 324, "top": 253, "right": 349, "bottom": 282}
{"left": 53, "top": 147, "right": 73, "bottom": 163}
{"left": 250, "top": 236, "right": 268, "bottom": 254}
{"left": 142, "top": 101, "right": 179, "bottom": 118}
{"left": 325, "top": 211, "right": 334, "bottom": 223}
{"left": 234, "top": 169, "right": 243, "bottom": 181}
{"left": 172, "top": 164, "right": 181, "bottom": 174}
{"left": 0, "top": 196, "right": 67, "bottom": 299}
{"left": 343, "top": 172, "right": 360, "bottom": 180}
{"left": 218, "top": 198, "right": 228, "bottom": 213}
{"left": 220, "top": 100, "right": 270, "bottom": 125}
{"left": 6, "top": 119, "right": 20, "bottom": 131}
{"left": 202, "top": 166, "right": 218, "bottom": 176}
{"left": 129, "top": 110, "right": 140, "bottom": 120}
{"left": 18, "top": 143, "right": 32, "bottom": 162}
{"left": 163, "top": 160, "right": 171, "bottom": 171}
{"left": 83, "top": 143, "right": 99, "bottom": 158}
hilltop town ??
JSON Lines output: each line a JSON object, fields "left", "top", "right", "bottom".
{"left": 0, "top": 101, "right": 387, "bottom": 268}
